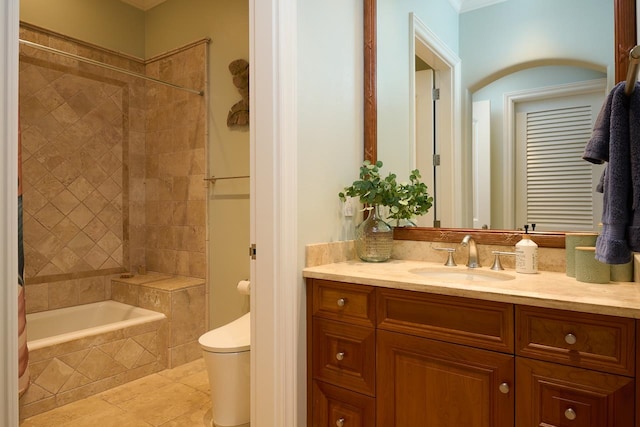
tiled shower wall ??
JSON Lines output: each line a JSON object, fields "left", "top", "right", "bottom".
{"left": 144, "top": 43, "right": 208, "bottom": 279}
{"left": 19, "top": 24, "right": 208, "bottom": 313}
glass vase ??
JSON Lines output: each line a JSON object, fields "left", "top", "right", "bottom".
{"left": 355, "top": 206, "right": 393, "bottom": 262}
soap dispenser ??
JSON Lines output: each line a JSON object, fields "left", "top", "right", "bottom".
{"left": 516, "top": 226, "right": 538, "bottom": 274}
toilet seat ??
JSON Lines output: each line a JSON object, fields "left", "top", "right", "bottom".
{"left": 199, "top": 312, "right": 250, "bottom": 353}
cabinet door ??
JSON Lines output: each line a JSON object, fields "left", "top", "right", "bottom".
{"left": 313, "top": 318, "right": 376, "bottom": 396}
{"left": 377, "top": 330, "right": 514, "bottom": 427}
{"left": 516, "top": 358, "right": 634, "bottom": 427}
{"left": 312, "top": 380, "right": 375, "bottom": 427}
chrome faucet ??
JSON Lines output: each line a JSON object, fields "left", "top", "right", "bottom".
{"left": 461, "top": 235, "right": 480, "bottom": 268}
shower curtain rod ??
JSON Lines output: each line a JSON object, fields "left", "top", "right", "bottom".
{"left": 19, "top": 39, "right": 204, "bottom": 96}
{"left": 204, "top": 175, "right": 250, "bottom": 184}
{"left": 624, "top": 45, "right": 640, "bottom": 96}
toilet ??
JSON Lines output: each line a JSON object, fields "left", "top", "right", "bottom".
{"left": 199, "top": 312, "right": 250, "bottom": 427}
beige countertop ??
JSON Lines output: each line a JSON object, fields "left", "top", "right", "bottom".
{"left": 303, "top": 259, "right": 640, "bottom": 318}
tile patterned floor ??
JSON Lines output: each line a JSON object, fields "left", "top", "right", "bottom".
{"left": 20, "top": 358, "right": 212, "bottom": 427}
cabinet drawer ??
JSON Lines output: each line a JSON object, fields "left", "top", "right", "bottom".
{"left": 312, "top": 279, "right": 376, "bottom": 327}
{"left": 516, "top": 358, "right": 634, "bottom": 427}
{"left": 312, "top": 318, "right": 375, "bottom": 396}
{"left": 376, "top": 288, "right": 514, "bottom": 353}
{"left": 516, "top": 306, "right": 635, "bottom": 376}
{"left": 311, "top": 380, "right": 375, "bottom": 427}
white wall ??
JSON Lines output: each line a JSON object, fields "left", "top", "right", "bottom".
{"left": 296, "top": 0, "right": 363, "bottom": 423}
{"left": 297, "top": 0, "right": 363, "bottom": 245}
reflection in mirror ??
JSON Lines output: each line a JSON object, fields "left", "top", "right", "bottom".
{"left": 463, "top": 1, "right": 611, "bottom": 232}
{"left": 475, "top": 70, "right": 606, "bottom": 232}
{"left": 369, "top": 0, "right": 636, "bottom": 242}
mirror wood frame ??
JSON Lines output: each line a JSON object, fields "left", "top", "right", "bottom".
{"left": 363, "top": 0, "right": 637, "bottom": 248}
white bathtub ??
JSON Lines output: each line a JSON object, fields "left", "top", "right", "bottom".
{"left": 26, "top": 300, "right": 167, "bottom": 350}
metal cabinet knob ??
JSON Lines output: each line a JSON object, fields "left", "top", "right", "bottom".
{"left": 498, "top": 382, "right": 510, "bottom": 394}
{"left": 565, "top": 333, "right": 577, "bottom": 345}
{"left": 336, "top": 352, "right": 345, "bottom": 361}
{"left": 564, "top": 408, "right": 577, "bottom": 420}
{"left": 337, "top": 298, "right": 346, "bottom": 307}
{"left": 336, "top": 417, "right": 345, "bottom": 427}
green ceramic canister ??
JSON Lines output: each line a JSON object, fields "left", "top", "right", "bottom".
{"left": 575, "top": 246, "right": 610, "bottom": 284}
{"left": 565, "top": 232, "right": 598, "bottom": 277}
{"left": 610, "top": 259, "right": 634, "bottom": 282}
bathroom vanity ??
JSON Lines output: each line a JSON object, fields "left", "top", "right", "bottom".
{"left": 304, "top": 260, "right": 640, "bottom": 427}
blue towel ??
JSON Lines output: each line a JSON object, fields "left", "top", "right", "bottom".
{"left": 583, "top": 81, "right": 640, "bottom": 264}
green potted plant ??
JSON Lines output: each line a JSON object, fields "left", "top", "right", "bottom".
{"left": 339, "top": 160, "right": 432, "bottom": 262}
{"left": 386, "top": 169, "right": 433, "bottom": 227}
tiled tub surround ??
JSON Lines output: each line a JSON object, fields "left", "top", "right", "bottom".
{"left": 26, "top": 301, "right": 166, "bottom": 350}
{"left": 144, "top": 42, "right": 208, "bottom": 279}
{"left": 24, "top": 273, "right": 115, "bottom": 314}
{"left": 19, "top": 23, "right": 144, "bottom": 282}
{"left": 17, "top": 22, "right": 211, "bottom": 424}
{"left": 19, "top": 23, "right": 208, "bottom": 299}
{"left": 111, "top": 274, "right": 207, "bottom": 368}
{"left": 18, "top": 304, "right": 167, "bottom": 420}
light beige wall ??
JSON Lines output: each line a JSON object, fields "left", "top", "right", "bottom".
{"left": 19, "top": 0, "right": 145, "bottom": 58}
{"left": 146, "top": 0, "right": 250, "bottom": 328}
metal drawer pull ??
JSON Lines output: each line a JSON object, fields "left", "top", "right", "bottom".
{"left": 564, "top": 333, "right": 577, "bottom": 345}
{"left": 336, "top": 417, "right": 345, "bottom": 427}
{"left": 337, "top": 298, "right": 346, "bottom": 307}
{"left": 564, "top": 408, "right": 576, "bottom": 420}
{"left": 336, "top": 352, "right": 345, "bottom": 361}
{"left": 498, "top": 382, "right": 510, "bottom": 394}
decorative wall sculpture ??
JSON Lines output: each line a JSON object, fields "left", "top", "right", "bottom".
{"left": 227, "top": 59, "right": 249, "bottom": 128}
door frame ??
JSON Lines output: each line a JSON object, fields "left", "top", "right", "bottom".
{"left": 409, "top": 13, "right": 462, "bottom": 227}
{"left": 250, "top": 0, "right": 300, "bottom": 425}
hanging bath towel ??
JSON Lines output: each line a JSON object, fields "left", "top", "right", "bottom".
{"left": 583, "top": 81, "right": 640, "bottom": 264}
{"left": 18, "top": 116, "right": 30, "bottom": 396}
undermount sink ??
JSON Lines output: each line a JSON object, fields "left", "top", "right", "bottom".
{"left": 409, "top": 268, "right": 515, "bottom": 282}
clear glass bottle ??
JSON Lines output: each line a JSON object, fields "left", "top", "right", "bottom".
{"left": 355, "top": 206, "right": 393, "bottom": 262}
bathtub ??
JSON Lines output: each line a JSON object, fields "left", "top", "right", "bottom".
{"left": 20, "top": 300, "right": 168, "bottom": 419}
{"left": 26, "top": 300, "right": 166, "bottom": 350}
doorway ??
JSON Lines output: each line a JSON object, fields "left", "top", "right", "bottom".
{"left": 410, "top": 13, "right": 462, "bottom": 227}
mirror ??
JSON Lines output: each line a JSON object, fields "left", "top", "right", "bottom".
{"left": 363, "top": 0, "right": 637, "bottom": 247}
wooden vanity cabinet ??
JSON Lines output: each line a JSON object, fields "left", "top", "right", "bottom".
{"left": 308, "top": 280, "right": 377, "bottom": 427}
{"left": 307, "top": 279, "right": 637, "bottom": 426}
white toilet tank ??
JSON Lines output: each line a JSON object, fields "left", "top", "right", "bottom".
{"left": 199, "top": 312, "right": 250, "bottom": 427}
